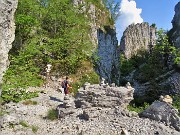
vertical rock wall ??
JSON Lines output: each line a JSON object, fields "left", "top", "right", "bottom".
{"left": 0, "top": 0, "right": 18, "bottom": 95}
{"left": 120, "top": 22, "right": 156, "bottom": 59}
{"left": 96, "top": 27, "right": 120, "bottom": 84}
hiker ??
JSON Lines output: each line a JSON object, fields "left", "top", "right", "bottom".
{"left": 62, "top": 77, "right": 72, "bottom": 95}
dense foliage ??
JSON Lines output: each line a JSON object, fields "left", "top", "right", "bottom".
{"left": 2, "top": 0, "right": 105, "bottom": 103}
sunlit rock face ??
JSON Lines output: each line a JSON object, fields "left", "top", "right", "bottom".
{"left": 169, "top": 2, "right": 180, "bottom": 48}
{"left": 120, "top": 22, "right": 156, "bottom": 59}
{"left": 0, "top": 0, "right": 18, "bottom": 95}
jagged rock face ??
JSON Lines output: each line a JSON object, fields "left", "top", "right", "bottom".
{"left": 0, "top": 0, "right": 18, "bottom": 95}
{"left": 168, "top": 72, "right": 180, "bottom": 94}
{"left": 73, "top": 0, "right": 120, "bottom": 84}
{"left": 120, "top": 22, "right": 156, "bottom": 59}
{"left": 140, "top": 101, "right": 180, "bottom": 131}
{"left": 169, "top": 2, "right": 180, "bottom": 48}
{"left": 96, "top": 27, "right": 120, "bottom": 84}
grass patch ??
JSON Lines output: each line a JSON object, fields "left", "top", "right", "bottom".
{"left": 31, "top": 125, "right": 39, "bottom": 133}
{"left": 9, "top": 123, "right": 15, "bottom": 129}
{"left": 0, "top": 108, "right": 8, "bottom": 117}
{"left": 22, "top": 100, "right": 38, "bottom": 105}
{"left": 46, "top": 109, "right": 58, "bottom": 120}
{"left": 19, "top": 121, "right": 29, "bottom": 127}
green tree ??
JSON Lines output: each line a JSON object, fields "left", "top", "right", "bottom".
{"left": 156, "top": 29, "right": 176, "bottom": 67}
{"left": 103, "top": 0, "right": 120, "bottom": 21}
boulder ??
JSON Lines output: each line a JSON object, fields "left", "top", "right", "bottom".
{"left": 140, "top": 101, "right": 180, "bottom": 131}
{"left": 75, "top": 83, "right": 134, "bottom": 109}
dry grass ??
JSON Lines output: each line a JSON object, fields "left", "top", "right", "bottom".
{"left": 22, "top": 100, "right": 38, "bottom": 105}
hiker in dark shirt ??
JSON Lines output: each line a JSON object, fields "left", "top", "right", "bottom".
{"left": 63, "top": 77, "right": 72, "bottom": 95}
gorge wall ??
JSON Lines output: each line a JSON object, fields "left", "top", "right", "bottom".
{"left": 96, "top": 27, "right": 120, "bottom": 84}
{"left": 169, "top": 2, "right": 180, "bottom": 48}
{"left": 0, "top": 0, "right": 18, "bottom": 95}
{"left": 74, "top": 0, "right": 120, "bottom": 84}
{"left": 120, "top": 22, "right": 156, "bottom": 59}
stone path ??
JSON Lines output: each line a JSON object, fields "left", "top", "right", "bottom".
{"left": 1, "top": 86, "right": 180, "bottom": 135}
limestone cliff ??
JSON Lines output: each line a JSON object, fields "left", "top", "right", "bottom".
{"left": 0, "top": 0, "right": 18, "bottom": 95}
{"left": 96, "top": 27, "right": 120, "bottom": 84}
{"left": 169, "top": 2, "right": 180, "bottom": 48}
{"left": 73, "top": 0, "right": 120, "bottom": 84}
{"left": 120, "top": 22, "right": 156, "bottom": 59}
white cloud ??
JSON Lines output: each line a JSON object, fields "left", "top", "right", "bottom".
{"left": 116, "top": 0, "right": 143, "bottom": 43}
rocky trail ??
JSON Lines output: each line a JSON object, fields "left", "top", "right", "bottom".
{"left": 1, "top": 83, "right": 180, "bottom": 135}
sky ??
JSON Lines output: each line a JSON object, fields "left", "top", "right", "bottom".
{"left": 115, "top": 0, "right": 180, "bottom": 42}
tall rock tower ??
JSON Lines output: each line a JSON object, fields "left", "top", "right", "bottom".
{"left": 120, "top": 22, "right": 156, "bottom": 59}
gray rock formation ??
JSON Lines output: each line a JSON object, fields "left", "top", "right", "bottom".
{"left": 75, "top": 83, "right": 134, "bottom": 109}
{"left": 169, "top": 2, "right": 180, "bottom": 48}
{"left": 96, "top": 26, "right": 120, "bottom": 85}
{"left": 0, "top": 0, "right": 18, "bottom": 95}
{"left": 120, "top": 22, "right": 156, "bottom": 59}
{"left": 140, "top": 101, "right": 180, "bottom": 131}
{"left": 168, "top": 72, "right": 180, "bottom": 94}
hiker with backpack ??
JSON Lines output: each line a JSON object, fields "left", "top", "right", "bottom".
{"left": 61, "top": 77, "right": 72, "bottom": 95}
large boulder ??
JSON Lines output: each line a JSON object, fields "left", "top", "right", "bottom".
{"left": 140, "top": 101, "right": 180, "bottom": 131}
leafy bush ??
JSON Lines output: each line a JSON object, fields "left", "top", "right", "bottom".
{"left": 120, "top": 50, "right": 148, "bottom": 77}
{"left": 127, "top": 102, "right": 149, "bottom": 113}
{"left": 1, "top": 89, "right": 39, "bottom": 103}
